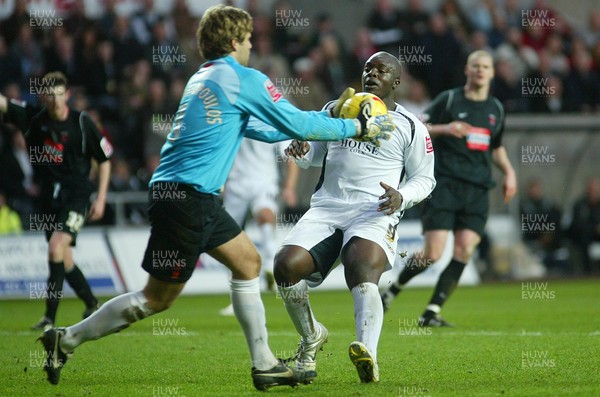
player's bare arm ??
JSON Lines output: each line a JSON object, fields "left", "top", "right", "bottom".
{"left": 492, "top": 146, "right": 517, "bottom": 203}
{"left": 426, "top": 121, "right": 471, "bottom": 139}
{"left": 378, "top": 182, "right": 402, "bottom": 215}
{"left": 0, "top": 93, "right": 7, "bottom": 114}
{"left": 282, "top": 161, "right": 300, "bottom": 208}
{"left": 88, "top": 160, "right": 111, "bottom": 221}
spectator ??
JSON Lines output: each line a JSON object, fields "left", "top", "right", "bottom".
{"left": 315, "top": 34, "right": 349, "bottom": 100}
{"left": 142, "top": 79, "right": 171, "bottom": 160}
{"left": 45, "top": 29, "right": 76, "bottom": 78}
{"left": 289, "top": 57, "right": 328, "bottom": 110}
{"left": 130, "top": 0, "right": 175, "bottom": 46}
{"left": 98, "top": 0, "right": 119, "bottom": 37}
{"left": 108, "top": 158, "right": 146, "bottom": 225}
{"left": 398, "top": 0, "right": 429, "bottom": 42}
{"left": 414, "top": 13, "right": 463, "bottom": 96}
{"left": 270, "top": 0, "right": 304, "bottom": 64}
{"left": 89, "top": 39, "right": 119, "bottom": 114}
{"left": 582, "top": 9, "right": 600, "bottom": 49}
{"left": 542, "top": 33, "right": 570, "bottom": 77}
{"left": 564, "top": 50, "right": 600, "bottom": 112}
{"left": 346, "top": 27, "right": 377, "bottom": 86}
{"left": 488, "top": 12, "right": 508, "bottom": 49}
{"left": 10, "top": 24, "right": 45, "bottom": 96}
{"left": 499, "top": 0, "right": 524, "bottom": 29}
{"left": 566, "top": 177, "right": 600, "bottom": 274}
{"left": 0, "top": 190, "right": 22, "bottom": 235}
{"left": 0, "top": 0, "right": 30, "bottom": 47}
{"left": 468, "top": 0, "right": 495, "bottom": 34}
{"left": 529, "top": 74, "right": 572, "bottom": 113}
{"left": 0, "top": 36, "right": 22, "bottom": 91}
{"left": 250, "top": 34, "right": 291, "bottom": 81}
{"left": 307, "top": 12, "right": 347, "bottom": 61}
{"left": 467, "top": 30, "right": 493, "bottom": 54}
{"left": 110, "top": 15, "right": 145, "bottom": 81}
{"left": 439, "top": 0, "right": 473, "bottom": 40}
{"left": 366, "top": 0, "right": 403, "bottom": 54}
{"left": 495, "top": 26, "right": 540, "bottom": 81}
{"left": 400, "top": 77, "right": 430, "bottom": 118}
{"left": 520, "top": 178, "right": 569, "bottom": 275}
{"left": 492, "top": 59, "right": 529, "bottom": 113}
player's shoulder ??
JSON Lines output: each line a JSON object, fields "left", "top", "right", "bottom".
{"left": 489, "top": 95, "right": 505, "bottom": 114}
{"left": 388, "top": 104, "right": 429, "bottom": 147}
{"left": 390, "top": 104, "right": 428, "bottom": 133}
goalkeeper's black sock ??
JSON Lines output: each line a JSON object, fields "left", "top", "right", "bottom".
{"left": 45, "top": 261, "right": 65, "bottom": 322}
{"left": 65, "top": 264, "right": 98, "bottom": 309}
{"left": 428, "top": 259, "right": 467, "bottom": 307}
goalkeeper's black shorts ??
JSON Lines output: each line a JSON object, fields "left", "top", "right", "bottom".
{"left": 141, "top": 182, "right": 241, "bottom": 283}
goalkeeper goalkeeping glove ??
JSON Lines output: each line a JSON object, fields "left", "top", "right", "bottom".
{"left": 354, "top": 101, "right": 394, "bottom": 147}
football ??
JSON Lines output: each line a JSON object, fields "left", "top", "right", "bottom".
{"left": 339, "top": 92, "right": 388, "bottom": 119}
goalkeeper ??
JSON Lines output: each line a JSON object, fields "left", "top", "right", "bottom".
{"left": 37, "top": 5, "right": 394, "bottom": 391}
{"left": 275, "top": 51, "right": 436, "bottom": 384}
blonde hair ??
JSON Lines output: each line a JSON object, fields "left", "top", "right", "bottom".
{"left": 466, "top": 50, "right": 493, "bottom": 65}
{"left": 197, "top": 5, "right": 253, "bottom": 60}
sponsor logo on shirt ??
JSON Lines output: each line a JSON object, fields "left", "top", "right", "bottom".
{"left": 466, "top": 127, "right": 491, "bottom": 151}
{"left": 488, "top": 113, "right": 497, "bottom": 126}
{"left": 425, "top": 136, "right": 434, "bottom": 154}
{"left": 264, "top": 79, "right": 282, "bottom": 102}
{"left": 100, "top": 137, "right": 114, "bottom": 158}
{"left": 458, "top": 112, "right": 468, "bottom": 118}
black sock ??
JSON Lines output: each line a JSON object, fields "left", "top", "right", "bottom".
{"left": 429, "top": 259, "right": 467, "bottom": 307}
{"left": 45, "top": 261, "right": 65, "bottom": 322}
{"left": 65, "top": 264, "right": 97, "bottom": 308}
{"left": 397, "top": 256, "right": 430, "bottom": 286}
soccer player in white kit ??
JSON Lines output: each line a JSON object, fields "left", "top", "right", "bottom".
{"left": 275, "top": 52, "right": 436, "bottom": 383}
{"left": 219, "top": 138, "right": 298, "bottom": 315}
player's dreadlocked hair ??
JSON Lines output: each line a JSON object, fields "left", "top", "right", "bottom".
{"left": 197, "top": 5, "right": 253, "bottom": 60}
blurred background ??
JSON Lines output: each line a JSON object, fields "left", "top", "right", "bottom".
{"left": 1, "top": 0, "right": 599, "bottom": 285}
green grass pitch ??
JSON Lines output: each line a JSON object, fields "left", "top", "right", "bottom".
{"left": 1, "top": 279, "right": 598, "bottom": 396}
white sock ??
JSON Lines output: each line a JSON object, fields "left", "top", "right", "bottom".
{"left": 230, "top": 277, "right": 278, "bottom": 370}
{"left": 259, "top": 223, "right": 275, "bottom": 274}
{"left": 351, "top": 282, "right": 383, "bottom": 360}
{"left": 279, "top": 280, "right": 317, "bottom": 339}
{"left": 426, "top": 304, "right": 441, "bottom": 314}
{"left": 61, "top": 291, "right": 154, "bottom": 352}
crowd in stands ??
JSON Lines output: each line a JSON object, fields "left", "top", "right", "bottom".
{"left": 1, "top": 0, "right": 599, "bottom": 274}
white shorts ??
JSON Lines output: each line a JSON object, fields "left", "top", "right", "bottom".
{"left": 223, "top": 180, "right": 278, "bottom": 226}
{"left": 281, "top": 202, "right": 401, "bottom": 286}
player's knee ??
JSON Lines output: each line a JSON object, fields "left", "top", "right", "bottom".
{"left": 48, "top": 240, "right": 66, "bottom": 261}
{"left": 230, "top": 250, "right": 261, "bottom": 279}
{"left": 274, "top": 247, "right": 308, "bottom": 285}
{"left": 256, "top": 208, "right": 275, "bottom": 225}
{"left": 453, "top": 244, "right": 475, "bottom": 263}
{"left": 422, "top": 247, "right": 443, "bottom": 263}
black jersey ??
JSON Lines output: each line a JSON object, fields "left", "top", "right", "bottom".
{"left": 4, "top": 99, "right": 43, "bottom": 132}
{"left": 422, "top": 87, "right": 505, "bottom": 189}
{"left": 26, "top": 108, "right": 112, "bottom": 197}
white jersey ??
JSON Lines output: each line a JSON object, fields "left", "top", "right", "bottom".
{"left": 296, "top": 103, "right": 436, "bottom": 213}
{"left": 226, "top": 138, "right": 279, "bottom": 190}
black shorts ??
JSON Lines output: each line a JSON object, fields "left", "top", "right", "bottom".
{"left": 39, "top": 188, "right": 89, "bottom": 246}
{"left": 306, "top": 229, "right": 344, "bottom": 284}
{"left": 141, "top": 182, "right": 242, "bottom": 283}
{"left": 421, "top": 176, "right": 489, "bottom": 237}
